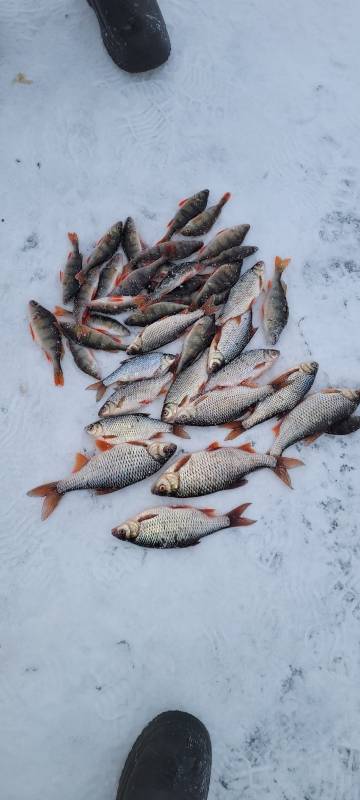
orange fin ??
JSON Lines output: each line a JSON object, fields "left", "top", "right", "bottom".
{"left": 227, "top": 503, "right": 255, "bottom": 527}
{"left": 29, "top": 323, "right": 35, "bottom": 341}
{"left": 270, "top": 367, "right": 298, "bottom": 389}
{"left": 178, "top": 197, "right": 188, "bottom": 207}
{"left": 86, "top": 380, "right": 106, "bottom": 401}
{"left": 272, "top": 419, "right": 285, "bottom": 436}
{"left": 59, "top": 270, "right": 64, "bottom": 282}
{"left": 27, "top": 481, "right": 58, "bottom": 498}
{"left": 275, "top": 256, "right": 291, "bottom": 273}
{"left": 169, "top": 503, "right": 194, "bottom": 510}
{"left": 241, "top": 379, "right": 259, "bottom": 388}
{"left": 68, "top": 232, "right": 78, "bottom": 246}
{"left": 54, "top": 368, "right": 64, "bottom": 387}
{"left": 178, "top": 395, "right": 189, "bottom": 408}
{"left": 206, "top": 441, "right": 221, "bottom": 451}
{"left": 150, "top": 431, "right": 165, "bottom": 440}
{"left": 72, "top": 452, "right": 90, "bottom": 473}
{"left": 272, "top": 455, "right": 304, "bottom": 487}
{"left": 267, "top": 279, "right": 272, "bottom": 290}
{"left": 54, "top": 305, "right": 68, "bottom": 317}
{"left": 96, "top": 438, "right": 114, "bottom": 451}
{"left": 75, "top": 270, "right": 86, "bottom": 285}
{"left": 199, "top": 507, "right": 217, "bottom": 517}
{"left": 140, "top": 399, "right": 152, "bottom": 405}
{"left": 172, "top": 423, "right": 191, "bottom": 440}
{"left": 26, "top": 482, "right": 61, "bottom": 521}
{"left": 138, "top": 512, "right": 158, "bottom": 521}
{"left": 202, "top": 299, "right": 217, "bottom": 315}
{"left": 238, "top": 442, "right": 256, "bottom": 453}
{"left": 304, "top": 432, "right": 322, "bottom": 445}
{"left": 173, "top": 454, "right": 191, "bottom": 472}
{"left": 222, "top": 421, "right": 245, "bottom": 440}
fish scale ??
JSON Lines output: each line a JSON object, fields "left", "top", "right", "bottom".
{"left": 173, "top": 383, "right": 274, "bottom": 426}
{"left": 127, "top": 309, "right": 204, "bottom": 354}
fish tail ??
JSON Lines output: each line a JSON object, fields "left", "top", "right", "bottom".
{"left": 54, "top": 366, "right": 64, "bottom": 387}
{"left": 227, "top": 503, "right": 256, "bottom": 527}
{"left": 222, "top": 421, "right": 246, "bottom": 440}
{"left": 68, "top": 232, "right": 78, "bottom": 247}
{"left": 219, "top": 191, "right": 231, "bottom": 208}
{"left": 27, "top": 482, "right": 62, "bottom": 520}
{"left": 275, "top": 256, "right": 291, "bottom": 273}
{"left": 273, "top": 455, "right": 304, "bottom": 488}
{"left": 85, "top": 380, "right": 106, "bottom": 401}
{"left": 172, "top": 423, "right": 191, "bottom": 439}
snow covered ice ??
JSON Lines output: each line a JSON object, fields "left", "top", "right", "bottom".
{"left": 1, "top": 1, "right": 360, "bottom": 798}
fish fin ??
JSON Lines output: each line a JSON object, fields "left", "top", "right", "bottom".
{"left": 272, "top": 419, "right": 284, "bottom": 436}
{"left": 215, "top": 227, "right": 228, "bottom": 236}
{"left": 260, "top": 304, "right": 265, "bottom": 319}
{"left": 304, "top": 432, "right": 322, "bottom": 445}
{"left": 219, "top": 191, "right": 231, "bottom": 207}
{"left": 68, "top": 232, "right": 78, "bottom": 246}
{"left": 95, "top": 487, "right": 118, "bottom": 495}
{"left": 29, "top": 323, "right": 35, "bottom": 341}
{"left": 238, "top": 442, "right": 256, "bottom": 453}
{"left": 206, "top": 441, "right": 221, "bottom": 451}
{"left": 59, "top": 270, "right": 64, "bottom": 282}
{"left": 275, "top": 256, "right": 291, "bottom": 273}
{"left": 273, "top": 455, "right": 304, "bottom": 487}
{"left": 27, "top": 482, "right": 61, "bottom": 520}
{"left": 159, "top": 385, "right": 170, "bottom": 396}
{"left": 44, "top": 352, "right": 52, "bottom": 362}
{"left": 86, "top": 380, "right": 106, "bottom": 400}
{"left": 54, "top": 305, "right": 68, "bottom": 317}
{"left": 267, "top": 279, "right": 272, "bottom": 290}
{"left": 227, "top": 503, "right": 255, "bottom": 527}
{"left": 133, "top": 295, "right": 148, "bottom": 309}
{"left": 54, "top": 367, "right": 64, "bottom": 387}
{"left": 178, "top": 539, "right": 201, "bottom": 547}
{"left": 126, "top": 440, "right": 147, "bottom": 447}
{"left": 321, "top": 388, "right": 339, "bottom": 394}
{"left": 75, "top": 270, "right": 86, "bottom": 285}
{"left": 172, "top": 423, "right": 191, "bottom": 440}
{"left": 96, "top": 438, "right": 114, "bottom": 451}
{"left": 231, "top": 477, "right": 248, "bottom": 488}
{"left": 168, "top": 503, "right": 194, "bottom": 509}
{"left": 167, "top": 218, "right": 174, "bottom": 226}
{"left": 199, "top": 507, "right": 217, "bottom": 517}
{"left": 202, "top": 299, "right": 217, "bottom": 315}
{"left": 173, "top": 453, "right": 191, "bottom": 471}
{"left": 270, "top": 367, "right": 298, "bottom": 388}
{"left": 140, "top": 399, "right": 152, "bottom": 405}
{"left": 138, "top": 511, "right": 159, "bottom": 521}
{"left": 241, "top": 379, "right": 259, "bottom": 388}
{"left": 178, "top": 395, "right": 189, "bottom": 407}
{"left": 72, "top": 452, "right": 90, "bottom": 472}
{"left": 178, "top": 198, "right": 188, "bottom": 207}
{"left": 222, "top": 421, "right": 246, "bottom": 440}
{"left": 150, "top": 432, "right": 165, "bottom": 440}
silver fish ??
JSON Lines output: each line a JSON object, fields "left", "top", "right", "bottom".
{"left": 159, "top": 190, "right": 209, "bottom": 242}
{"left": 29, "top": 300, "right": 64, "bottom": 386}
{"left": 96, "top": 256, "right": 122, "bottom": 298}
{"left": 99, "top": 374, "right": 172, "bottom": 416}
{"left": 177, "top": 316, "right": 216, "bottom": 373}
{"left": 226, "top": 362, "right": 318, "bottom": 439}
{"left": 161, "top": 349, "right": 210, "bottom": 423}
{"left": 173, "top": 383, "right": 274, "bottom": 426}
{"left": 87, "top": 352, "right": 178, "bottom": 400}
{"left": 263, "top": 256, "right": 291, "bottom": 345}
{"left": 67, "top": 339, "right": 101, "bottom": 380}
{"left": 152, "top": 442, "right": 303, "bottom": 497}
{"left": 27, "top": 441, "right": 177, "bottom": 520}
{"left": 198, "top": 224, "right": 250, "bottom": 261}
{"left": 122, "top": 217, "right": 143, "bottom": 261}
{"left": 60, "top": 321, "right": 127, "bottom": 351}
{"left": 85, "top": 413, "right": 190, "bottom": 443}
{"left": 193, "top": 261, "right": 242, "bottom": 307}
{"left": 79, "top": 220, "right": 123, "bottom": 278}
{"left": 207, "top": 310, "right": 256, "bottom": 373}
{"left": 125, "top": 301, "right": 189, "bottom": 327}
{"left": 88, "top": 296, "right": 143, "bottom": 314}
{"left": 112, "top": 502, "right": 255, "bottom": 548}
{"left": 202, "top": 245, "right": 258, "bottom": 267}
{"left": 207, "top": 348, "right": 280, "bottom": 391}
{"left": 219, "top": 261, "right": 265, "bottom": 324}
{"left": 180, "top": 192, "right": 231, "bottom": 236}
{"left": 61, "top": 232, "right": 82, "bottom": 304}
{"left": 269, "top": 388, "right": 360, "bottom": 456}
{"left": 127, "top": 309, "right": 204, "bottom": 355}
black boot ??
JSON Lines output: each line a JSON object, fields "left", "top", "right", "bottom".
{"left": 87, "top": 0, "right": 171, "bottom": 73}
{"left": 116, "top": 711, "right": 212, "bottom": 800}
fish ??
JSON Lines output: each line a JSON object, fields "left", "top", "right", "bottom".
{"left": 225, "top": 362, "right": 318, "bottom": 439}
{"left": 114, "top": 257, "right": 167, "bottom": 296}
{"left": 125, "top": 301, "right": 189, "bottom": 327}
{"left": 218, "top": 261, "right": 265, "bottom": 324}
{"left": 95, "top": 256, "right": 122, "bottom": 298}
{"left": 61, "top": 232, "right": 82, "bottom": 304}
{"left": 198, "top": 224, "right": 250, "bottom": 261}
{"left": 152, "top": 441, "right": 303, "bottom": 497}
{"left": 201, "top": 245, "right": 258, "bottom": 267}
{"left": 87, "top": 352, "right": 178, "bottom": 400}
{"left": 161, "top": 349, "right": 210, "bottom": 423}
{"left": 85, "top": 413, "right": 190, "bottom": 444}
{"left": 73, "top": 266, "right": 101, "bottom": 324}
{"left": 29, "top": 300, "right": 64, "bottom": 386}
{"left": 193, "top": 261, "right": 242, "bottom": 307}
{"left": 180, "top": 192, "right": 231, "bottom": 236}
{"left": 262, "top": 256, "right": 291, "bottom": 345}
{"left": 177, "top": 315, "right": 216, "bottom": 373}
{"left": 112, "top": 502, "right": 255, "bottom": 548}
{"left": 99, "top": 374, "right": 172, "bottom": 416}
{"left": 128, "top": 239, "right": 204, "bottom": 270}
{"left": 88, "top": 313, "right": 130, "bottom": 337}
{"left": 172, "top": 383, "right": 275, "bottom": 427}
{"left": 207, "top": 310, "right": 256, "bottom": 373}
{"left": 163, "top": 274, "right": 208, "bottom": 304}
{"left": 326, "top": 416, "right": 360, "bottom": 435}
{"left": 269, "top": 388, "right": 360, "bottom": 456}
{"left": 27, "top": 441, "right": 177, "bottom": 520}
{"left": 158, "top": 190, "right": 209, "bottom": 242}
{"left": 60, "top": 321, "right": 127, "bottom": 351}
{"left": 126, "top": 308, "right": 205, "bottom": 355}
{"left": 87, "top": 295, "right": 144, "bottom": 314}
{"left": 67, "top": 340, "right": 101, "bottom": 380}
{"left": 150, "top": 260, "right": 205, "bottom": 301}
{"left": 207, "top": 348, "right": 280, "bottom": 391}
{"left": 122, "top": 216, "right": 144, "bottom": 261}
{"left": 77, "top": 220, "right": 123, "bottom": 279}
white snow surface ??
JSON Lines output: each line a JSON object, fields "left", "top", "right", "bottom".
{"left": 1, "top": 1, "right": 360, "bottom": 798}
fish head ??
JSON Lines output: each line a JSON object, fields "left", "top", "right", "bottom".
{"left": 111, "top": 519, "right": 140, "bottom": 541}
{"left": 161, "top": 402, "right": 177, "bottom": 422}
{"left": 126, "top": 340, "right": 142, "bottom": 355}
{"left": 340, "top": 388, "right": 360, "bottom": 402}
{"left": 266, "top": 349, "right": 280, "bottom": 363}
{"left": 146, "top": 441, "right": 177, "bottom": 463}
{"left": 84, "top": 421, "right": 103, "bottom": 436}
{"left": 300, "top": 361, "right": 319, "bottom": 375}
{"left": 208, "top": 351, "right": 224, "bottom": 373}
{"left": 28, "top": 299, "right": 43, "bottom": 321}
{"left": 152, "top": 470, "right": 180, "bottom": 496}
{"left": 98, "top": 400, "right": 118, "bottom": 417}
{"left": 162, "top": 353, "right": 179, "bottom": 374}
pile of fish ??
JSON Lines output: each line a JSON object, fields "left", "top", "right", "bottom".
{"left": 27, "top": 190, "right": 360, "bottom": 548}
